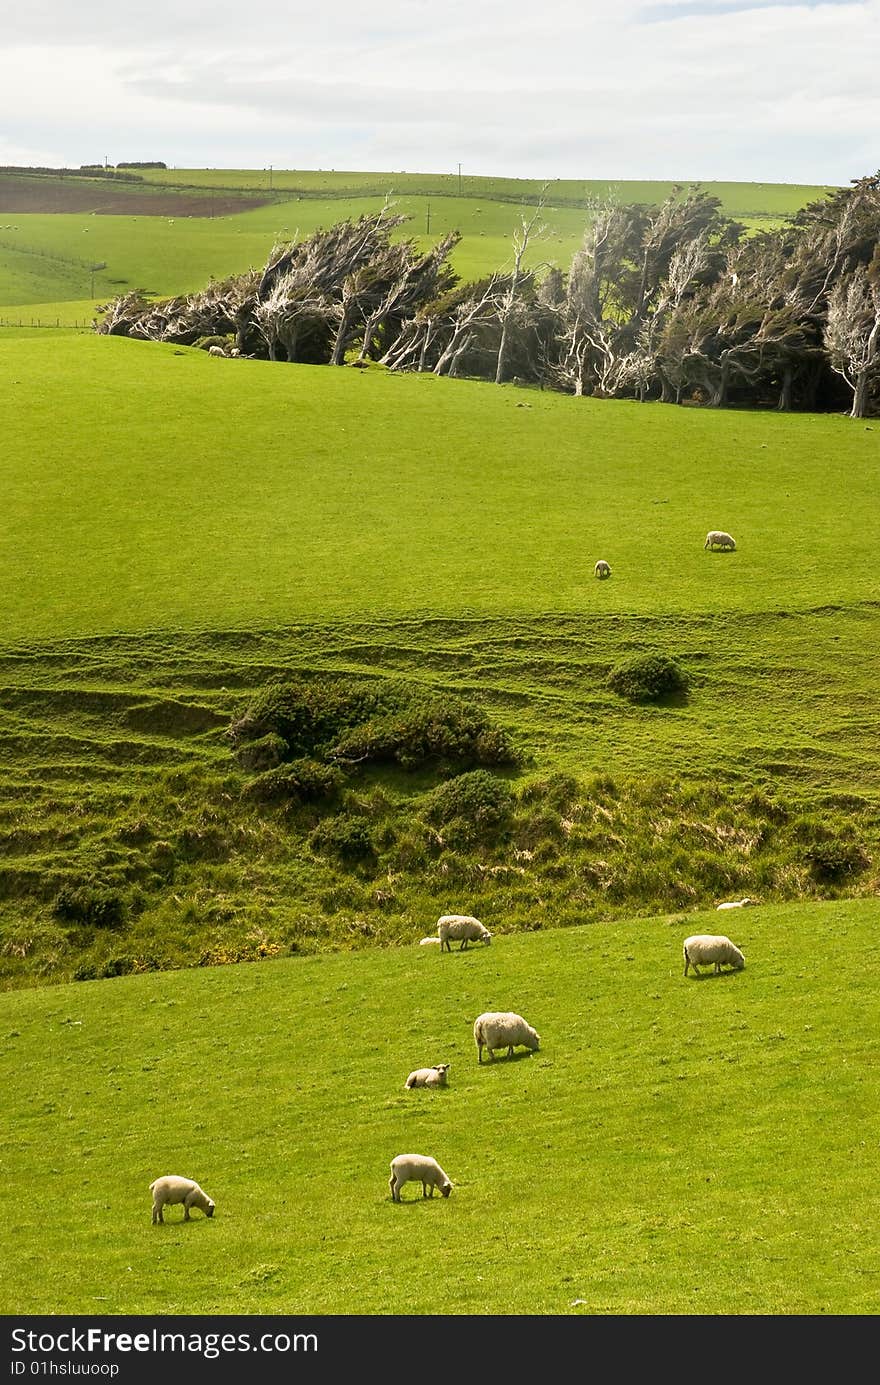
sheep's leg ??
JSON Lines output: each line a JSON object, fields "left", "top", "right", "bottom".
{"left": 390, "top": 1175, "right": 400, "bottom": 1202}
{"left": 460, "top": 939, "right": 468, "bottom": 950}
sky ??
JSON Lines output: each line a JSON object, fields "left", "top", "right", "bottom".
{"left": 2, "top": 0, "right": 878, "bottom": 185}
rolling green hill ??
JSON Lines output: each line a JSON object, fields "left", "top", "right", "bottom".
{"left": 1, "top": 898, "right": 878, "bottom": 1315}
{"left": 0, "top": 173, "right": 833, "bottom": 310}
{"left": 1, "top": 333, "right": 878, "bottom": 988}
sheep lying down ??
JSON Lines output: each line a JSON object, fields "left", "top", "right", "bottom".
{"left": 405, "top": 1064, "right": 450, "bottom": 1089}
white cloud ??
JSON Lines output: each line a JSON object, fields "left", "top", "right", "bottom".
{"left": 4, "top": 1, "right": 878, "bottom": 182}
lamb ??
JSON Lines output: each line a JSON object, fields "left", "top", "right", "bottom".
{"left": 594, "top": 559, "right": 612, "bottom": 579}
{"left": 150, "top": 1175, "right": 215, "bottom": 1224}
{"left": 404, "top": 1063, "right": 450, "bottom": 1089}
{"left": 208, "top": 345, "right": 226, "bottom": 357}
{"left": 683, "top": 934, "right": 745, "bottom": 977}
{"left": 389, "top": 1153, "right": 453, "bottom": 1202}
{"left": 437, "top": 914, "right": 492, "bottom": 951}
{"left": 418, "top": 936, "right": 442, "bottom": 946}
{"left": 704, "top": 530, "right": 736, "bottom": 551}
{"left": 473, "top": 1010, "right": 540, "bottom": 1063}
{"left": 716, "top": 897, "right": 754, "bottom": 910}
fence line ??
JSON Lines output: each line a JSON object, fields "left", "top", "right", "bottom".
{"left": 0, "top": 318, "right": 94, "bottom": 329}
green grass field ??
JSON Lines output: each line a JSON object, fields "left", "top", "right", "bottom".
{"left": 1, "top": 331, "right": 878, "bottom": 991}
{"left": 0, "top": 175, "right": 832, "bottom": 309}
{"left": 1, "top": 165, "right": 877, "bottom": 1316}
{"left": 1, "top": 897, "right": 878, "bottom": 1315}
{"left": 5, "top": 335, "right": 878, "bottom": 641}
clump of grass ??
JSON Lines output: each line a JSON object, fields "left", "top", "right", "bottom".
{"left": 53, "top": 883, "right": 126, "bottom": 930}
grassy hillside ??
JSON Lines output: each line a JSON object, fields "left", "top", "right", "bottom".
{"left": 0, "top": 174, "right": 832, "bottom": 309}
{"left": 1, "top": 899, "right": 877, "bottom": 1315}
{"left": 131, "top": 168, "right": 832, "bottom": 219}
{"left": 4, "top": 336, "right": 879, "bottom": 641}
{"left": 1, "top": 334, "right": 878, "bottom": 988}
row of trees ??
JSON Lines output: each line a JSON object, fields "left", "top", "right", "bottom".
{"left": 97, "top": 174, "right": 880, "bottom": 417}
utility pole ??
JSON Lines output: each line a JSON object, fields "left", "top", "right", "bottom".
{"left": 457, "top": 163, "right": 462, "bottom": 195}
{"left": 268, "top": 165, "right": 273, "bottom": 191}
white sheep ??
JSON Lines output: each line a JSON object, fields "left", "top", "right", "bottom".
{"left": 389, "top": 1153, "right": 453, "bottom": 1202}
{"left": 716, "top": 897, "right": 754, "bottom": 910}
{"left": 594, "top": 559, "right": 612, "bottom": 579}
{"left": 437, "top": 914, "right": 492, "bottom": 951}
{"left": 704, "top": 530, "right": 736, "bottom": 551}
{"left": 418, "top": 936, "right": 442, "bottom": 946}
{"left": 473, "top": 1010, "right": 540, "bottom": 1063}
{"left": 150, "top": 1175, "right": 215, "bottom": 1224}
{"left": 208, "top": 345, "right": 226, "bottom": 357}
{"left": 683, "top": 934, "right": 745, "bottom": 977}
{"left": 404, "top": 1063, "right": 450, "bottom": 1089}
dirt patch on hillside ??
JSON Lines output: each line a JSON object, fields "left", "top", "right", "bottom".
{"left": 0, "top": 175, "right": 272, "bottom": 218}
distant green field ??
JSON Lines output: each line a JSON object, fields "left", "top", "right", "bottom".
{"left": 4, "top": 334, "right": 878, "bottom": 645}
{"left": 0, "top": 175, "right": 832, "bottom": 308}
{"left": 1, "top": 898, "right": 878, "bottom": 1314}
{"left": 134, "top": 167, "right": 833, "bottom": 220}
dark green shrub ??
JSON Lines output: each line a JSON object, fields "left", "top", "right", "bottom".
{"left": 330, "top": 697, "right": 519, "bottom": 771}
{"left": 230, "top": 678, "right": 387, "bottom": 759}
{"left": 309, "top": 815, "right": 376, "bottom": 864}
{"left": 101, "top": 955, "right": 134, "bottom": 978}
{"left": 230, "top": 677, "right": 519, "bottom": 776}
{"left": 421, "top": 770, "right": 515, "bottom": 845}
{"left": 73, "top": 962, "right": 99, "bottom": 982}
{"left": 53, "top": 885, "right": 126, "bottom": 930}
{"left": 244, "top": 758, "right": 345, "bottom": 804}
{"left": 608, "top": 654, "right": 690, "bottom": 703}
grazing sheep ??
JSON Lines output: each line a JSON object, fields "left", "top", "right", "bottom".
{"left": 150, "top": 1175, "right": 215, "bottom": 1224}
{"left": 437, "top": 914, "right": 492, "bottom": 951}
{"left": 594, "top": 559, "right": 612, "bottom": 579}
{"left": 704, "top": 530, "right": 736, "bottom": 551}
{"left": 716, "top": 897, "right": 754, "bottom": 910}
{"left": 683, "top": 934, "right": 745, "bottom": 977}
{"left": 208, "top": 345, "right": 226, "bottom": 357}
{"left": 404, "top": 1063, "right": 450, "bottom": 1089}
{"left": 418, "top": 936, "right": 442, "bottom": 946}
{"left": 473, "top": 1011, "right": 540, "bottom": 1063}
{"left": 389, "top": 1153, "right": 453, "bottom": 1202}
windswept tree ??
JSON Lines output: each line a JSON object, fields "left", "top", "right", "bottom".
{"left": 494, "top": 193, "right": 549, "bottom": 384}
{"left": 555, "top": 188, "right": 738, "bottom": 398}
{"left": 355, "top": 230, "right": 461, "bottom": 363}
{"left": 824, "top": 251, "right": 880, "bottom": 417}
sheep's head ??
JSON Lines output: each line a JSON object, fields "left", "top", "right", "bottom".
{"left": 206, "top": 1201, "right": 215, "bottom": 1217}
{"left": 441, "top": 1182, "right": 452, "bottom": 1198}
{"left": 480, "top": 931, "right": 492, "bottom": 946}
{"left": 528, "top": 1030, "right": 541, "bottom": 1051}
